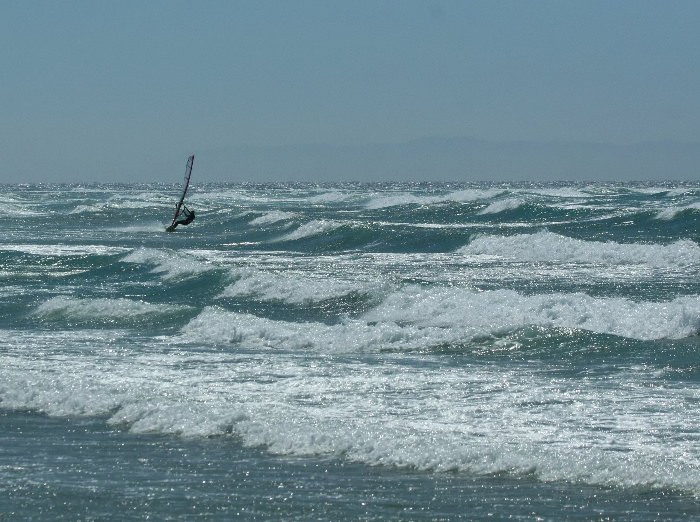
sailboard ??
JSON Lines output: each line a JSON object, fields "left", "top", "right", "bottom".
{"left": 166, "top": 154, "right": 195, "bottom": 232}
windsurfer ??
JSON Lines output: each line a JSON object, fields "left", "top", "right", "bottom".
{"left": 169, "top": 205, "right": 195, "bottom": 230}
{"left": 179, "top": 205, "right": 195, "bottom": 225}
{"left": 166, "top": 154, "right": 196, "bottom": 232}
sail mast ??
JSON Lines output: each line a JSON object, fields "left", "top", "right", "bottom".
{"left": 167, "top": 154, "right": 195, "bottom": 231}
{"left": 176, "top": 154, "right": 195, "bottom": 214}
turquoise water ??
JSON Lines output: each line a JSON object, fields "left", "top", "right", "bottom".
{"left": 1, "top": 182, "right": 699, "bottom": 519}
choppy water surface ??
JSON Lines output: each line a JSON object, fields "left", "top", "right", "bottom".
{"left": 1, "top": 182, "right": 699, "bottom": 519}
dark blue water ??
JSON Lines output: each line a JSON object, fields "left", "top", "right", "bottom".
{"left": 1, "top": 182, "right": 699, "bottom": 519}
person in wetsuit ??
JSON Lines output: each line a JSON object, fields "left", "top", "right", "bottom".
{"left": 178, "top": 205, "right": 195, "bottom": 225}
{"left": 168, "top": 205, "right": 195, "bottom": 231}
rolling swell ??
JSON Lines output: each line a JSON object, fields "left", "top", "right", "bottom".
{"left": 205, "top": 188, "right": 700, "bottom": 253}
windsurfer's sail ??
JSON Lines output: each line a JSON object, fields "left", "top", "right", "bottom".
{"left": 166, "top": 154, "right": 196, "bottom": 232}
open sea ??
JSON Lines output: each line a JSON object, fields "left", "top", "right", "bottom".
{"left": 1, "top": 181, "right": 699, "bottom": 520}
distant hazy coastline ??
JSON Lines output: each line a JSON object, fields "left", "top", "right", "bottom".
{"left": 200, "top": 137, "right": 700, "bottom": 182}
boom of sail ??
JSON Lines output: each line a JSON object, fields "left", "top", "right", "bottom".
{"left": 166, "top": 154, "right": 195, "bottom": 232}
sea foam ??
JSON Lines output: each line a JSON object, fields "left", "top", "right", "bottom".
{"left": 275, "top": 220, "right": 343, "bottom": 241}
{"left": 249, "top": 210, "right": 297, "bottom": 225}
{"left": 459, "top": 230, "right": 700, "bottom": 267}
{"left": 478, "top": 198, "right": 524, "bottom": 215}
{"left": 219, "top": 269, "right": 380, "bottom": 304}
{"left": 0, "top": 244, "right": 128, "bottom": 257}
{"left": 33, "top": 296, "right": 188, "bottom": 325}
{"left": 365, "top": 189, "right": 503, "bottom": 210}
{"left": 2, "top": 333, "right": 697, "bottom": 494}
{"left": 655, "top": 202, "right": 700, "bottom": 220}
{"left": 183, "top": 287, "right": 700, "bottom": 350}
{"left": 122, "top": 247, "right": 217, "bottom": 279}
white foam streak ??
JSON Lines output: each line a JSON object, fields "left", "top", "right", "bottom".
{"left": 276, "top": 220, "right": 343, "bottom": 241}
{"left": 365, "top": 194, "right": 437, "bottom": 209}
{"left": 478, "top": 198, "right": 523, "bottom": 215}
{"left": 365, "top": 189, "right": 503, "bottom": 209}
{"left": 459, "top": 230, "right": 700, "bottom": 267}
{"left": 0, "top": 244, "right": 128, "bottom": 256}
{"left": 446, "top": 188, "right": 506, "bottom": 202}
{"left": 106, "top": 222, "right": 169, "bottom": 233}
{"left": 33, "top": 296, "right": 187, "bottom": 322}
{"left": 220, "top": 269, "right": 379, "bottom": 304}
{"left": 249, "top": 210, "right": 296, "bottom": 225}
{"left": 307, "top": 191, "right": 355, "bottom": 203}
{"left": 630, "top": 186, "right": 695, "bottom": 196}
{"left": 518, "top": 187, "right": 592, "bottom": 198}
{"left": 122, "top": 247, "right": 216, "bottom": 279}
{"left": 4, "top": 203, "right": 45, "bottom": 216}
{"left": 655, "top": 202, "right": 700, "bottom": 220}
{"left": 69, "top": 199, "right": 169, "bottom": 214}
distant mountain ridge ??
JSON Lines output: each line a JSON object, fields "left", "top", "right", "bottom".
{"left": 198, "top": 137, "right": 700, "bottom": 182}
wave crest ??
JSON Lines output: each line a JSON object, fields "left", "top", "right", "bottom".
{"left": 182, "top": 287, "right": 700, "bottom": 350}
{"left": 276, "top": 220, "right": 343, "bottom": 241}
{"left": 219, "top": 269, "right": 380, "bottom": 304}
{"left": 459, "top": 230, "right": 700, "bottom": 267}
{"left": 33, "top": 296, "right": 189, "bottom": 326}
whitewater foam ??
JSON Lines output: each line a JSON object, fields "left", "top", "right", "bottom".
{"left": 655, "top": 202, "right": 700, "bottom": 220}
{"left": 517, "top": 187, "right": 593, "bottom": 198}
{"left": 2, "top": 333, "right": 698, "bottom": 494}
{"left": 122, "top": 247, "right": 218, "bottom": 279}
{"left": 219, "top": 269, "right": 380, "bottom": 304}
{"left": 307, "top": 191, "right": 356, "bottom": 203}
{"left": 371, "top": 286, "right": 700, "bottom": 340}
{"left": 276, "top": 220, "right": 343, "bottom": 241}
{"left": 70, "top": 199, "right": 169, "bottom": 214}
{"left": 459, "top": 230, "right": 700, "bottom": 267}
{"left": 33, "top": 296, "right": 189, "bottom": 325}
{"left": 183, "top": 286, "right": 700, "bottom": 352}
{"left": 365, "top": 189, "right": 503, "bottom": 210}
{"left": 4, "top": 203, "right": 45, "bottom": 216}
{"left": 478, "top": 198, "right": 524, "bottom": 215}
{"left": 0, "top": 244, "right": 129, "bottom": 257}
{"left": 249, "top": 210, "right": 297, "bottom": 225}
{"left": 106, "top": 222, "right": 169, "bottom": 233}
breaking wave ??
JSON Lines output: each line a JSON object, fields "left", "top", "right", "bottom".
{"left": 459, "top": 230, "right": 700, "bottom": 267}
{"left": 183, "top": 288, "right": 700, "bottom": 349}
{"left": 219, "top": 269, "right": 381, "bottom": 304}
{"left": 249, "top": 210, "right": 297, "bottom": 225}
{"left": 655, "top": 202, "right": 700, "bottom": 220}
{"left": 33, "top": 296, "right": 189, "bottom": 326}
{"left": 365, "top": 189, "right": 504, "bottom": 210}
{"left": 478, "top": 198, "right": 524, "bottom": 215}
{"left": 121, "top": 247, "right": 218, "bottom": 279}
{"left": 275, "top": 220, "right": 344, "bottom": 241}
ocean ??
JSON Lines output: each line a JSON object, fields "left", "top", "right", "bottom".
{"left": 1, "top": 181, "right": 699, "bottom": 520}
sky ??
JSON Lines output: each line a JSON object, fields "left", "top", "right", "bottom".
{"left": 2, "top": 0, "right": 700, "bottom": 182}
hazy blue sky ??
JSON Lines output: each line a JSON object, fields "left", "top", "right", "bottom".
{"left": 2, "top": 1, "right": 699, "bottom": 182}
